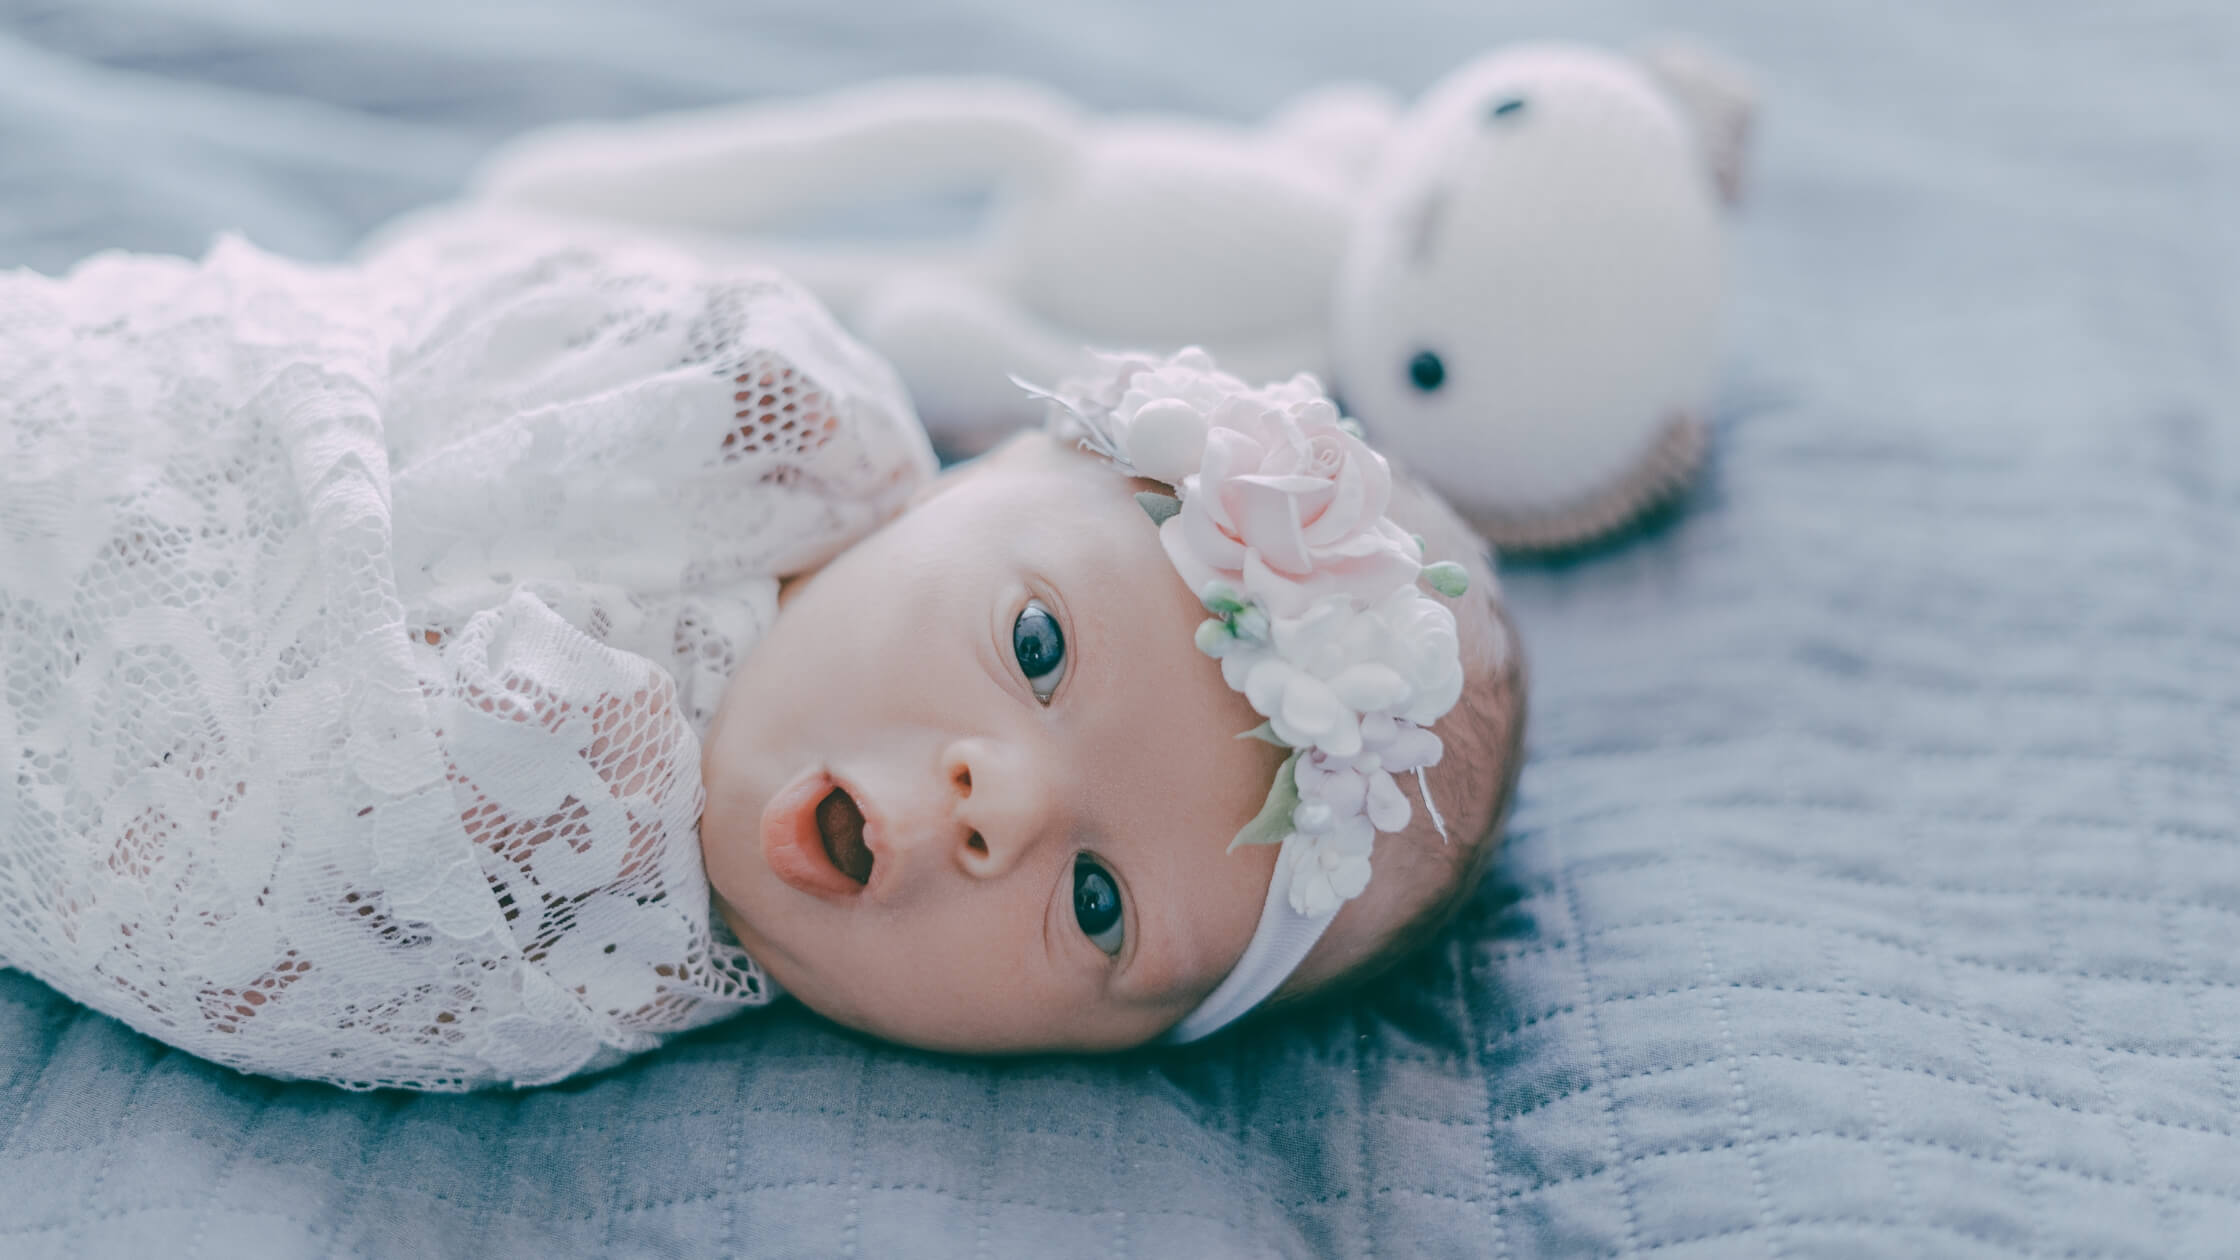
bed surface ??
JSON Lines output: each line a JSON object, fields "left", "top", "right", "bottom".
{"left": 4, "top": 0, "right": 2237, "bottom": 1255}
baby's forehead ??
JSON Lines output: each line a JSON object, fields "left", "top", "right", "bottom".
{"left": 938, "top": 436, "right": 1176, "bottom": 578}
{"left": 968, "top": 429, "right": 1142, "bottom": 504}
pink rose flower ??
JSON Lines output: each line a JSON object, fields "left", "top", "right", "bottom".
{"left": 1160, "top": 395, "right": 1422, "bottom": 618}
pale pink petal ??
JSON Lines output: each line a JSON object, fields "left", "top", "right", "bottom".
{"left": 1173, "top": 496, "right": 1246, "bottom": 575}
{"left": 1231, "top": 485, "right": 1312, "bottom": 574}
{"left": 1195, "top": 426, "right": 1263, "bottom": 535}
{"left": 1264, "top": 413, "right": 1312, "bottom": 475}
{"left": 1316, "top": 517, "right": 1417, "bottom": 561}
{"left": 1351, "top": 437, "right": 1394, "bottom": 517}
{"left": 1161, "top": 514, "right": 1237, "bottom": 596}
{"left": 1210, "top": 394, "right": 1269, "bottom": 435}
{"left": 1233, "top": 472, "right": 1330, "bottom": 496}
{"left": 1302, "top": 453, "right": 1369, "bottom": 547}
{"left": 1241, "top": 549, "right": 1317, "bottom": 618}
{"left": 1246, "top": 475, "right": 1335, "bottom": 546}
{"left": 1291, "top": 546, "right": 1422, "bottom": 610}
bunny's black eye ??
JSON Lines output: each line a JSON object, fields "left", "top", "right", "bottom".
{"left": 1488, "top": 96, "right": 1528, "bottom": 122}
{"left": 1408, "top": 350, "right": 1446, "bottom": 392}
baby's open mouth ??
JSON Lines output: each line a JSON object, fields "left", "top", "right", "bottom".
{"left": 816, "top": 786, "right": 874, "bottom": 886}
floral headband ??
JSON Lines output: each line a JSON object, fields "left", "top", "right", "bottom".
{"left": 1017, "top": 347, "right": 1471, "bottom": 1043}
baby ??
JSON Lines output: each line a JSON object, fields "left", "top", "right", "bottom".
{"left": 0, "top": 219, "right": 1523, "bottom": 1088}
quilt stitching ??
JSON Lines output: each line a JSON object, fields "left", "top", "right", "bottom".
{"left": 719, "top": 1050, "right": 750, "bottom": 1258}
{"left": 1457, "top": 933, "right": 1515, "bottom": 1260}
{"left": 1930, "top": 871, "right": 2046, "bottom": 1258}
{"left": 1346, "top": 1129, "right": 2240, "bottom": 1211}
{"left": 2037, "top": 748, "right": 2173, "bottom": 1239}
{"left": 1823, "top": 929, "right": 1920, "bottom": 1241}
{"left": 63, "top": 1041, "right": 165, "bottom": 1257}
{"left": 315, "top": 1091, "right": 401, "bottom": 1258}
{"left": 1561, "top": 867, "right": 1644, "bottom": 1256}
{"left": 1679, "top": 861, "right": 1780, "bottom": 1254}
{"left": 180, "top": 1083, "right": 278, "bottom": 1260}
{"left": 1348, "top": 1007, "right": 1376, "bottom": 1260}
{"left": 973, "top": 1071, "right": 999, "bottom": 1260}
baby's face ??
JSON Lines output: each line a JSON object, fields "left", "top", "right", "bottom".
{"left": 698, "top": 431, "right": 1284, "bottom": 1052}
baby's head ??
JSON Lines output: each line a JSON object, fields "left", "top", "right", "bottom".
{"left": 698, "top": 352, "right": 1524, "bottom": 1054}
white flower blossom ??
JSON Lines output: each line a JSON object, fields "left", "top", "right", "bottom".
{"left": 1285, "top": 810, "right": 1376, "bottom": 915}
{"left": 1223, "top": 588, "right": 1462, "bottom": 762}
{"left": 1026, "top": 346, "right": 1472, "bottom": 920}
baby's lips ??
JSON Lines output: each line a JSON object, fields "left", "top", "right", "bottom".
{"left": 760, "top": 768, "right": 867, "bottom": 901}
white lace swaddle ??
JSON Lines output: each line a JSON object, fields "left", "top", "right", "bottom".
{"left": 0, "top": 219, "right": 936, "bottom": 1089}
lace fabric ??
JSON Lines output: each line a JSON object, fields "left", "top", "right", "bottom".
{"left": 0, "top": 219, "right": 935, "bottom": 1089}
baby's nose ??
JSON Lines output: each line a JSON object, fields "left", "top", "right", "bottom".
{"left": 939, "top": 737, "right": 1058, "bottom": 879}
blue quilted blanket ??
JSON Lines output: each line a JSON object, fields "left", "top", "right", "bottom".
{"left": 3, "top": 0, "right": 2235, "bottom": 1256}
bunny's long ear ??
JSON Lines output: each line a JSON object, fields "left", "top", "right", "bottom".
{"left": 1637, "top": 40, "right": 1757, "bottom": 208}
{"left": 473, "top": 77, "right": 1083, "bottom": 234}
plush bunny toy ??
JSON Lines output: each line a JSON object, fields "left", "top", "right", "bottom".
{"left": 461, "top": 40, "right": 1752, "bottom": 550}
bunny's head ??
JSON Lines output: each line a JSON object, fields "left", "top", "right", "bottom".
{"left": 1332, "top": 42, "right": 1752, "bottom": 549}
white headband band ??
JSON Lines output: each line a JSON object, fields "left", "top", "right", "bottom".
{"left": 1158, "top": 842, "right": 1336, "bottom": 1044}
{"left": 1019, "top": 346, "right": 1470, "bottom": 1045}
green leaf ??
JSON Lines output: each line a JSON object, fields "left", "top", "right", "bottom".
{"left": 1228, "top": 749, "right": 1302, "bottom": 852}
{"left": 1234, "top": 721, "right": 1289, "bottom": 746}
{"left": 1198, "top": 581, "right": 1246, "bottom": 616}
{"left": 1423, "top": 560, "right": 1469, "bottom": 598}
{"left": 1134, "top": 490, "right": 1182, "bottom": 526}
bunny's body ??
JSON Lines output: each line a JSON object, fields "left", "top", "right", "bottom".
{"left": 434, "top": 41, "right": 1752, "bottom": 547}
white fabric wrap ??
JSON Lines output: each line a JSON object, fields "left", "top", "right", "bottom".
{"left": 0, "top": 221, "right": 935, "bottom": 1089}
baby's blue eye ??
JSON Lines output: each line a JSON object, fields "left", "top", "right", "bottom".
{"left": 1012, "top": 600, "right": 1066, "bottom": 702}
{"left": 1073, "top": 856, "right": 1124, "bottom": 955}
